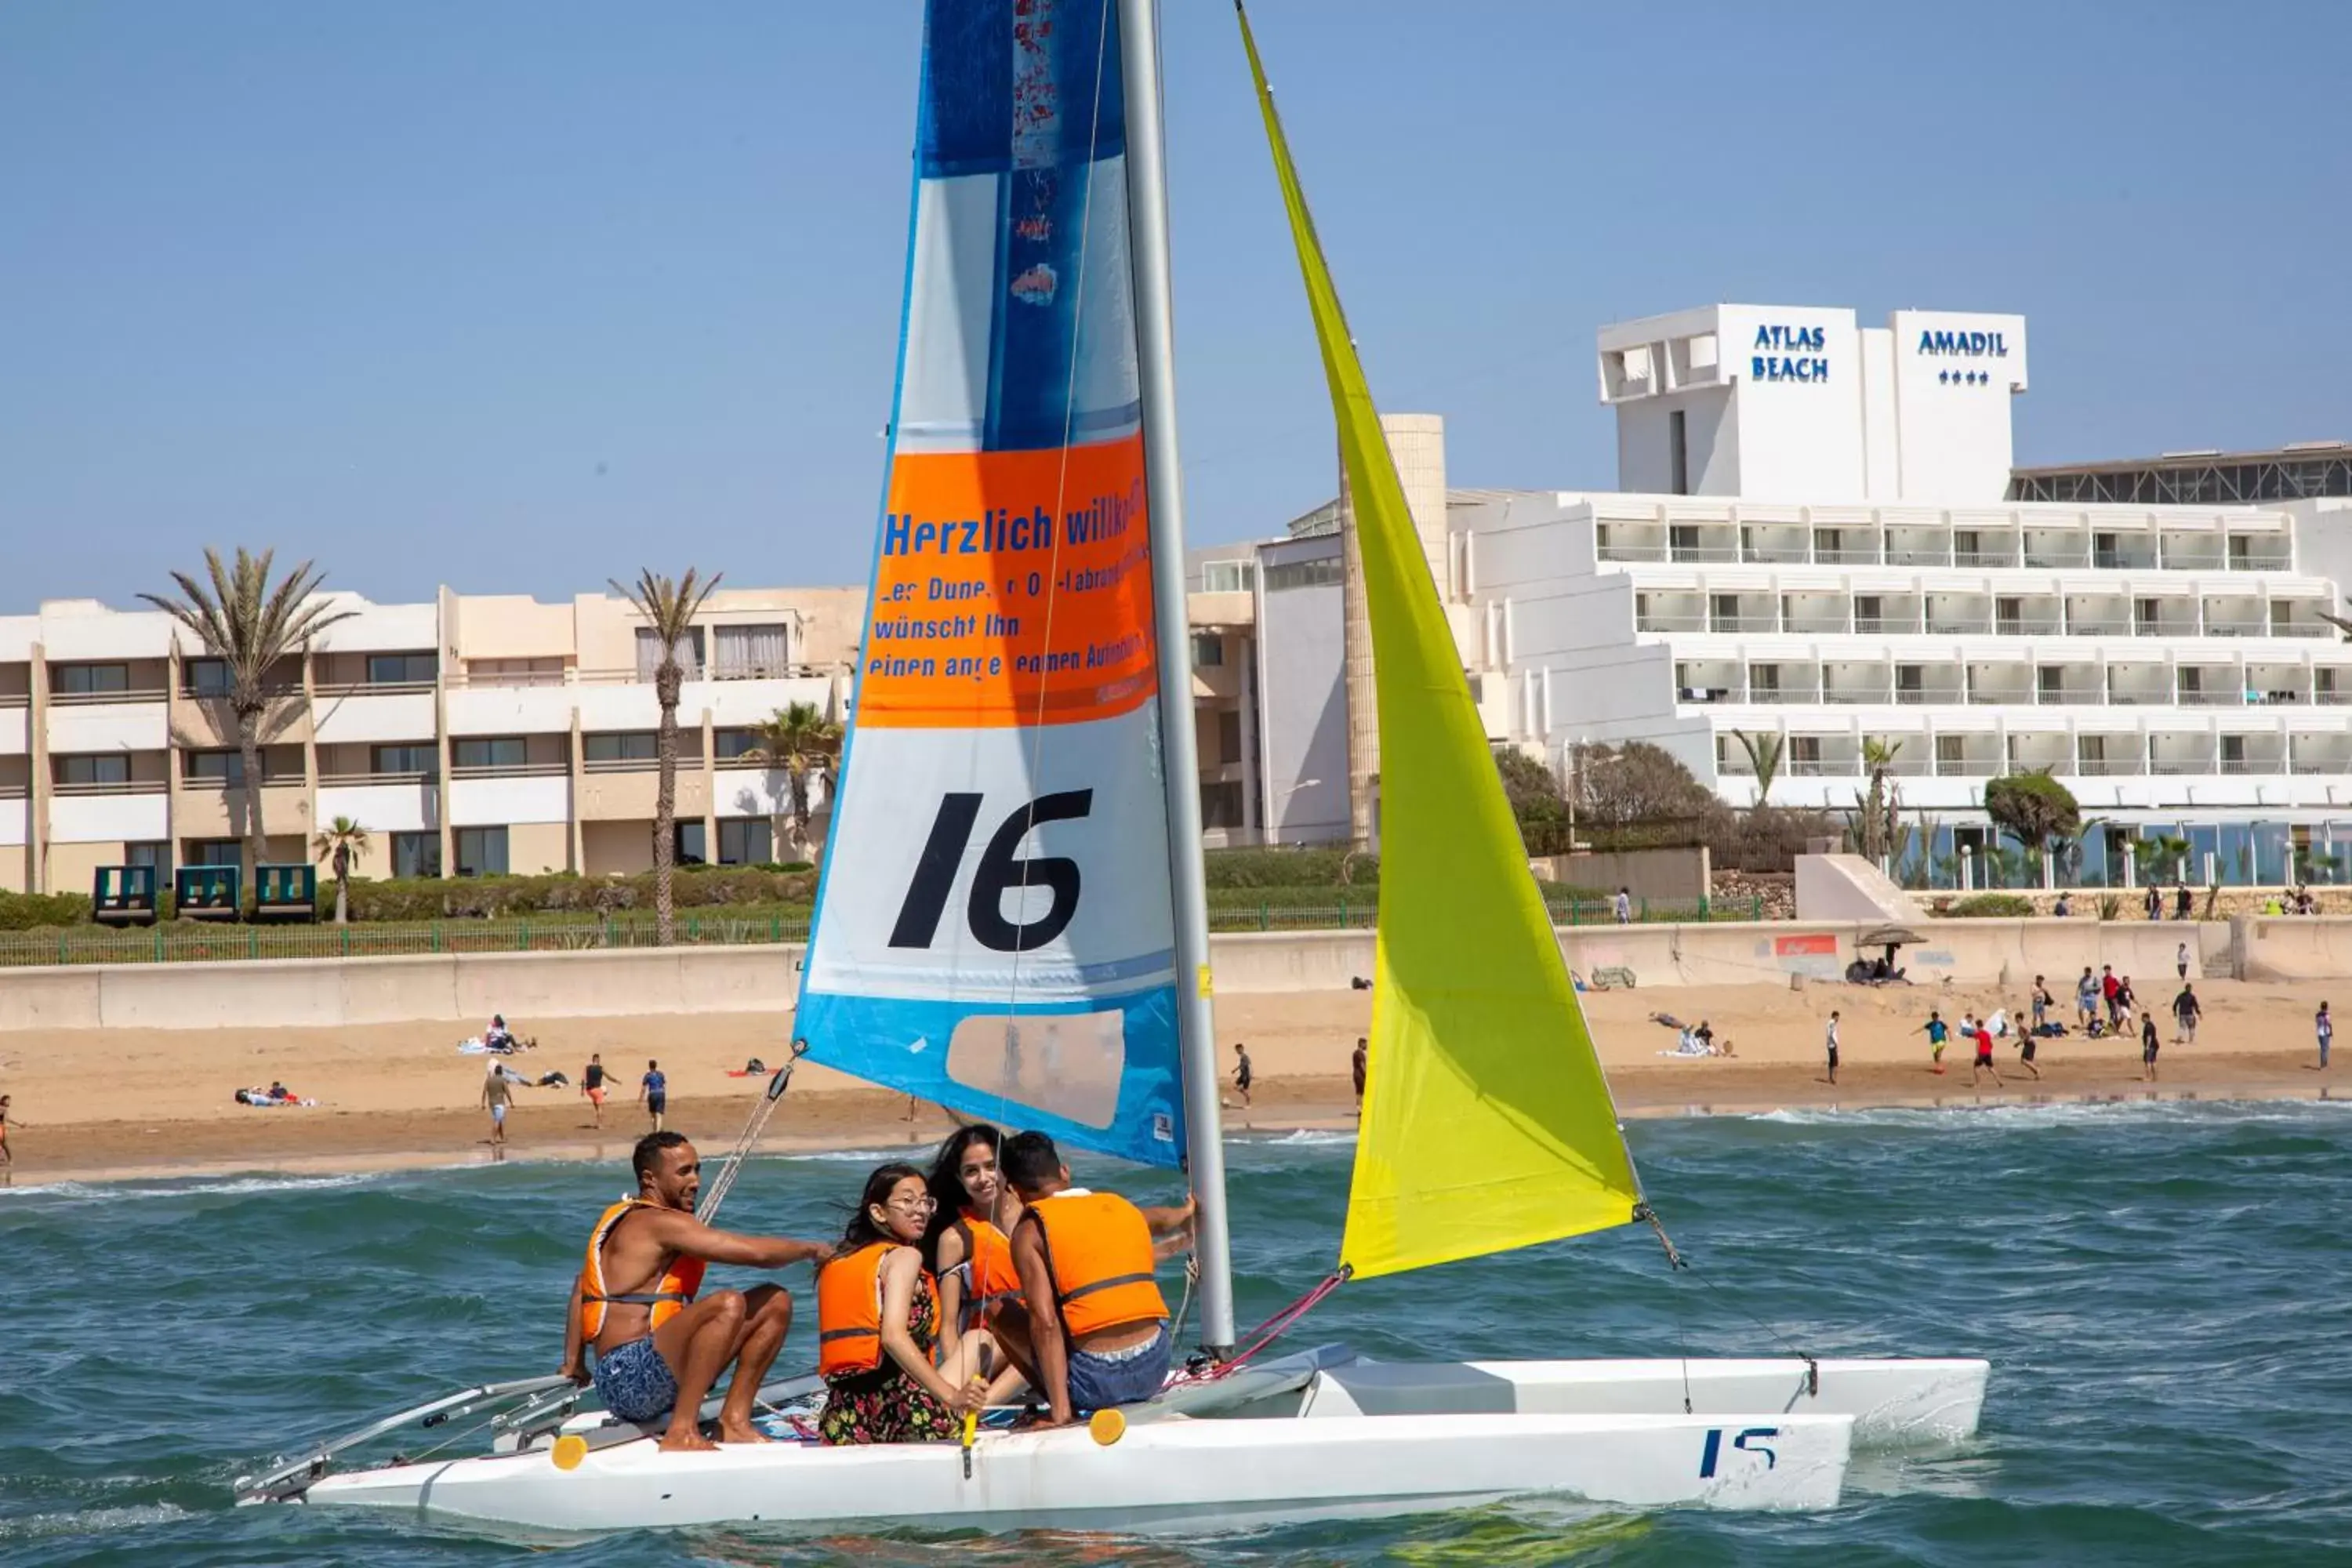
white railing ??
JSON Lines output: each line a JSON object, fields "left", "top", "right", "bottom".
{"left": 1743, "top": 546, "right": 1811, "bottom": 564}
{"left": 2035, "top": 690, "right": 2104, "bottom": 705}
{"left": 1894, "top": 688, "right": 1965, "bottom": 705}
{"left": 2074, "top": 758, "right": 2147, "bottom": 776}
{"left": 1745, "top": 688, "right": 1821, "bottom": 705}
{"left": 1598, "top": 543, "right": 1669, "bottom": 563}
{"left": 449, "top": 761, "right": 570, "bottom": 779}
{"left": 2066, "top": 619, "right": 2133, "bottom": 637}
{"left": 1888, "top": 547, "right": 1952, "bottom": 566}
{"left": 52, "top": 778, "right": 168, "bottom": 797}
{"left": 1813, "top": 547, "right": 1882, "bottom": 564}
{"left": 1709, "top": 616, "right": 1780, "bottom": 633}
{"left": 1636, "top": 615, "right": 1709, "bottom": 633}
{"left": 1854, "top": 615, "right": 1924, "bottom": 633}
{"left": 318, "top": 769, "right": 436, "bottom": 786}
{"left": 1822, "top": 688, "right": 1893, "bottom": 705}
{"left": 2149, "top": 757, "right": 2218, "bottom": 775}
{"left": 49, "top": 687, "right": 168, "bottom": 706}
{"left": 2219, "top": 757, "right": 2287, "bottom": 775}
{"left": 1669, "top": 546, "right": 1742, "bottom": 564}
{"left": 1783, "top": 757, "right": 1860, "bottom": 777}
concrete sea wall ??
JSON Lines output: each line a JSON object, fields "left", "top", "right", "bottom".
{"left": 2, "top": 917, "right": 2343, "bottom": 1033}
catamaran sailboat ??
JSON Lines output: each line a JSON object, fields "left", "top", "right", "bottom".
{"left": 245, "top": 0, "right": 1985, "bottom": 1532}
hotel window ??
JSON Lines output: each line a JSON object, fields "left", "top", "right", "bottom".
{"left": 1217, "top": 709, "right": 1243, "bottom": 766}
{"left": 126, "top": 841, "right": 171, "bottom": 877}
{"left": 452, "top": 737, "right": 528, "bottom": 771}
{"left": 713, "top": 728, "right": 760, "bottom": 762}
{"left": 583, "top": 732, "right": 659, "bottom": 764}
{"left": 367, "top": 652, "right": 437, "bottom": 685}
{"left": 56, "top": 754, "right": 130, "bottom": 786}
{"left": 713, "top": 624, "right": 789, "bottom": 679}
{"left": 55, "top": 663, "right": 130, "bottom": 696}
{"left": 455, "top": 827, "right": 509, "bottom": 877}
{"left": 1200, "top": 560, "right": 1254, "bottom": 593}
{"left": 1751, "top": 664, "right": 1780, "bottom": 695}
{"left": 717, "top": 818, "right": 773, "bottom": 866}
{"left": 635, "top": 627, "right": 706, "bottom": 681}
{"left": 673, "top": 821, "right": 707, "bottom": 866}
{"left": 1668, "top": 409, "right": 1689, "bottom": 495}
{"left": 1262, "top": 557, "right": 1341, "bottom": 592}
{"left": 1936, "top": 736, "right": 1965, "bottom": 768}
{"left": 1199, "top": 780, "right": 1244, "bottom": 829}
{"left": 1789, "top": 736, "right": 1820, "bottom": 768}
{"left": 392, "top": 832, "right": 441, "bottom": 879}
{"left": 183, "top": 658, "right": 231, "bottom": 696}
{"left": 371, "top": 743, "right": 434, "bottom": 776}
{"left": 187, "top": 838, "right": 244, "bottom": 870}
{"left": 1190, "top": 633, "right": 1224, "bottom": 669}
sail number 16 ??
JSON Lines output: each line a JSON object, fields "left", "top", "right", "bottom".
{"left": 888, "top": 790, "right": 1094, "bottom": 953}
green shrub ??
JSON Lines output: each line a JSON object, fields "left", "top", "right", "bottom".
{"left": 0, "top": 890, "right": 96, "bottom": 930}
{"left": 1947, "top": 893, "right": 2035, "bottom": 918}
{"left": 1202, "top": 848, "right": 1377, "bottom": 890}
{"left": 328, "top": 865, "right": 820, "bottom": 922}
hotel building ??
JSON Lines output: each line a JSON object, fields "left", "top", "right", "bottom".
{"left": 0, "top": 586, "right": 861, "bottom": 895}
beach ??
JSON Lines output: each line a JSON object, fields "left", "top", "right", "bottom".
{"left": 2, "top": 975, "right": 2339, "bottom": 1185}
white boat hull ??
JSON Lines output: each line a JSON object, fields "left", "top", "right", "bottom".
{"left": 303, "top": 1406, "right": 1853, "bottom": 1532}
{"left": 289, "top": 1352, "right": 1994, "bottom": 1534}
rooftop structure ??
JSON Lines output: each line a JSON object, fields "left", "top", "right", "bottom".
{"left": 2010, "top": 441, "right": 2352, "bottom": 506}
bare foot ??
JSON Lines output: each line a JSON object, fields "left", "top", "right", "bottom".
{"left": 717, "top": 1420, "right": 773, "bottom": 1445}
{"left": 657, "top": 1426, "right": 720, "bottom": 1452}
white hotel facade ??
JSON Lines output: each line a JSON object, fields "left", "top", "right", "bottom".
{"left": 1447, "top": 303, "right": 2352, "bottom": 885}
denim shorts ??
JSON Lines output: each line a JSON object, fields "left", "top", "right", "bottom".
{"left": 1065, "top": 1323, "right": 1171, "bottom": 1411}
{"left": 593, "top": 1336, "right": 679, "bottom": 1425}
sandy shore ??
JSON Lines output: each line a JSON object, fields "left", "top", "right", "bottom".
{"left": 1, "top": 977, "right": 2341, "bottom": 1186}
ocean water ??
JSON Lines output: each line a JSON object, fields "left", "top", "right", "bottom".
{"left": 6, "top": 1101, "right": 2351, "bottom": 1566}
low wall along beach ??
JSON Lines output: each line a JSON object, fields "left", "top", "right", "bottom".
{"left": 0, "top": 915, "right": 2327, "bottom": 1035}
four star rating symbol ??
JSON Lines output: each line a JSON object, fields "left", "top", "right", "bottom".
{"left": 1937, "top": 368, "right": 1992, "bottom": 387}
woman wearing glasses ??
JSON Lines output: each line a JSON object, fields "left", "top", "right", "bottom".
{"left": 815, "top": 1163, "right": 1009, "bottom": 1445}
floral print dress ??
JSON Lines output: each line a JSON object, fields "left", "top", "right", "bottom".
{"left": 818, "top": 1276, "right": 954, "bottom": 1445}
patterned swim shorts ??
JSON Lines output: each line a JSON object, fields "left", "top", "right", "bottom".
{"left": 592, "top": 1337, "right": 679, "bottom": 1425}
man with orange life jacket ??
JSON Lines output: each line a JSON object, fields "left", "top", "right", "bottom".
{"left": 1003, "top": 1130, "right": 1196, "bottom": 1423}
{"left": 559, "top": 1130, "right": 829, "bottom": 1450}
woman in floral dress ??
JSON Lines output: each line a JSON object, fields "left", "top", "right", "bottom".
{"left": 818, "top": 1163, "right": 1005, "bottom": 1445}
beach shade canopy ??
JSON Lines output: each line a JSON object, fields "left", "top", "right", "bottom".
{"left": 1855, "top": 925, "right": 1926, "bottom": 949}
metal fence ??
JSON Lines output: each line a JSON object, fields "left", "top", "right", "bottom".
{"left": 0, "top": 895, "right": 1762, "bottom": 969}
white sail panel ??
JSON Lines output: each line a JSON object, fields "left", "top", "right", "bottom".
{"left": 795, "top": 0, "right": 1185, "bottom": 1167}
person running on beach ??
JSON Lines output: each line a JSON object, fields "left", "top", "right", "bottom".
{"left": 1229, "top": 1043, "right": 1254, "bottom": 1110}
{"left": 2319, "top": 1001, "right": 2334, "bottom": 1072}
{"left": 1969, "top": 1015, "right": 2003, "bottom": 1088}
{"left": 583, "top": 1052, "right": 608, "bottom": 1129}
{"left": 1824, "top": 1011, "right": 1841, "bottom": 1086}
{"left": 640, "top": 1060, "right": 668, "bottom": 1134}
{"left": 2013, "top": 1018, "right": 2042, "bottom": 1080}
{"left": 2172, "top": 982, "right": 2201, "bottom": 1045}
{"left": 1922, "top": 1011, "right": 1950, "bottom": 1075}
{"left": 2176, "top": 942, "right": 2191, "bottom": 981}
{"left": 1351, "top": 1037, "right": 1368, "bottom": 1115}
{"left": 2142, "top": 1011, "right": 2161, "bottom": 1081}
{"left": 561, "top": 1131, "right": 829, "bottom": 1450}
{"left": 481, "top": 1061, "right": 515, "bottom": 1146}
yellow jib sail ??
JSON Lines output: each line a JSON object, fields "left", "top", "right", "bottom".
{"left": 1237, "top": 6, "right": 1642, "bottom": 1281}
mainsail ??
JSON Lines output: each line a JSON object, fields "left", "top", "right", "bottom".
{"left": 1237, "top": 6, "right": 1644, "bottom": 1277}
{"left": 796, "top": 0, "right": 1186, "bottom": 1169}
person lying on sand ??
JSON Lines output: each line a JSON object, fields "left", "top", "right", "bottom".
{"left": 562, "top": 1131, "right": 830, "bottom": 1451}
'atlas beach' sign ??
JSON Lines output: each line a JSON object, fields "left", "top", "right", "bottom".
{"left": 1750, "top": 324, "right": 1828, "bottom": 383}
{"left": 1916, "top": 328, "right": 2010, "bottom": 358}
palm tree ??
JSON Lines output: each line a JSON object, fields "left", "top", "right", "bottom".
{"left": 1731, "top": 729, "right": 1784, "bottom": 804}
{"left": 143, "top": 549, "right": 354, "bottom": 883}
{"left": 311, "top": 815, "right": 372, "bottom": 924}
{"left": 612, "top": 568, "right": 722, "bottom": 945}
{"left": 742, "top": 701, "right": 843, "bottom": 865}
{"left": 1860, "top": 736, "right": 1904, "bottom": 865}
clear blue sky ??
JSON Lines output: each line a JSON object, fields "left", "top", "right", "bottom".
{"left": 4, "top": 2, "right": 2347, "bottom": 609}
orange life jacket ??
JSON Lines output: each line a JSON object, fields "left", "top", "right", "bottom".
{"left": 952, "top": 1210, "right": 1023, "bottom": 1327}
{"left": 817, "top": 1241, "right": 940, "bottom": 1378}
{"left": 581, "top": 1198, "right": 706, "bottom": 1340}
{"left": 1027, "top": 1189, "right": 1167, "bottom": 1338}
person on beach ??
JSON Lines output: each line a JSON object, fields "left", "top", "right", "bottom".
{"left": 2053, "top": 891, "right": 2071, "bottom": 917}
{"left": 0, "top": 1094, "right": 17, "bottom": 1167}
{"left": 2101, "top": 967, "right": 2122, "bottom": 1029}
{"left": 2030, "top": 978, "right": 2052, "bottom": 1036}
{"left": 1922, "top": 1011, "right": 1949, "bottom": 1074}
{"left": 561, "top": 1131, "right": 829, "bottom": 1450}
{"left": 2077, "top": 968, "right": 2100, "bottom": 1030}
{"left": 2176, "top": 942, "right": 2191, "bottom": 981}
{"left": 2114, "top": 976, "right": 2136, "bottom": 1033}
{"left": 2144, "top": 885, "right": 2162, "bottom": 921}
{"left": 923, "top": 1124, "right": 1033, "bottom": 1379}
{"left": 1351, "top": 1037, "right": 1368, "bottom": 1114}
{"left": 1004, "top": 1131, "right": 1194, "bottom": 1425}
{"left": 1824, "top": 1011, "right": 1841, "bottom": 1086}
{"left": 1969, "top": 1016, "right": 2003, "bottom": 1087}
{"left": 816, "top": 1163, "right": 1007, "bottom": 1446}
{"left": 640, "top": 1060, "right": 668, "bottom": 1133}
{"left": 2319, "top": 1002, "right": 2334, "bottom": 1072}
{"left": 481, "top": 1060, "right": 515, "bottom": 1146}
{"left": 2013, "top": 1020, "right": 2042, "bottom": 1080}
{"left": 2174, "top": 881, "right": 2193, "bottom": 921}
{"left": 583, "top": 1053, "right": 608, "bottom": 1129}
{"left": 1229, "top": 1043, "right": 1254, "bottom": 1110}
{"left": 2172, "top": 982, "right": 2201, "bottom": 1045}
{"left": 2142, "top": 1011, "right": 2161, "bottom": 1081}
